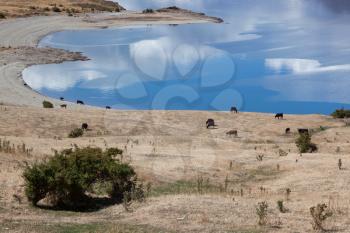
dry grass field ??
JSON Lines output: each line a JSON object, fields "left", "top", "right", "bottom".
{"left": 0, "top": 105, "right": 350, "bottom": 232}
{"left": 0, "top": 2, "right": 348, "bottom": 232}
{"left": 0, "top": 0, "right": 124, "bottom": 18}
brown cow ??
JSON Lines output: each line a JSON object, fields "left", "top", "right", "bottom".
{"left": 226, "top": 130, "right": 238, "bottom": 137}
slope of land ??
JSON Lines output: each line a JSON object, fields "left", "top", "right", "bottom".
{"left": 0, "top": 0, "right": 124, "bottom": 19}
{"left": 0, "top": 106, "right": 350, "bottom": 232}
{"left": 1, "top": 3, "right": 348, "bottom": 233}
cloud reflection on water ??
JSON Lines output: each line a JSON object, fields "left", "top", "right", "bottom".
{"left": 22, "top": 0, "right": 350, "bottom": 113}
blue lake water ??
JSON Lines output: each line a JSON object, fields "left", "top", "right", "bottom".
{"left": 23, "top": 0, "right": 350, "bottom": 114}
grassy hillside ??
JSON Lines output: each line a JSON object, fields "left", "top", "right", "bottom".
{"left": 0, "top": 0, "right": 124, "bottom": 18}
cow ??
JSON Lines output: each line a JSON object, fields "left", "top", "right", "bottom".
{"left": 230, "top": 107, "right": 238, "bottom": 113}
{"left": 298, "top": 129, "right": 309, "bottom": 135}
{"left": 106, "top": 106, "right": 111, "bottom": 109}
{"left": 60, "top": 97, "right": 64, "bottom": 101}
{"left": 285, "top": 128, "right": 291, "bottom": 134}
{"left": 77, "top": 100, "right": 84, "bottom": 105}
{"left": 226, "top": 130, "right": 238, "bottom": 137}
{"left": 60, "top": 104, "right": 67, "bottom": 109}
{"left": 275, "top": 113, "right": 284, "bottom": 119}
{"left": 206, "top": 119, "right": 215, "bottom": 129}
{"left": 309, "top": 144, "right": 318, "bottom": 153}
{"left": 81, "top": 123, "right": 89, "bottom": 130}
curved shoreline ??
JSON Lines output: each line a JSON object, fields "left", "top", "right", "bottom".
{"left": 0, "top": 11, "right": 222, "bottom": 108}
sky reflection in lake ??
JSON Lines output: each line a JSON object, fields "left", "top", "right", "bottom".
{"left": 23, "top": 0, "right": 350, "bottom": 114}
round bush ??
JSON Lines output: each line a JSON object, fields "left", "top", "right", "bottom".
{"left": 42, "top": 100, "right": 54, "bottom": 108}
{"left": 296, "top": 133, "right": 317, "bottom": 153}
{"left": 68, "top": 128, "right": 84, "bottom": 138}
{"left": 331, "top": 109, "right": 350, "bottom": 119}
{"left": 23, "top": 147, "right": 138, "bottom": 209}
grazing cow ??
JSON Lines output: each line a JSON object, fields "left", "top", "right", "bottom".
{"left": 24, "top": 83, "right": 28, "bottom": 86}
{"left": 81, "top": 123, "right": 89, "bottom": 130}
{"left": 230, "top": 107, "right": 238, "bottom": 113}
{"left": 309, "top": 144, "right": 318, "bottom": 153}
{"left": 298, "top": 129, "right": 309, "bottom": 135}
{"left": 60, "top": 97, "right": 64, "bottom": 101}
{"left": 226, "top": 130, "right": 238, "bottom": 137}
{"left": 285, "top": 128, "right": 291, "bottom": 134}
{"left": 106, "top": 106, "right": 111, "bottom": 109}
{"left": 206, "top": 119, "right": 215, "bottom": 129}
{"left": 77, "top": 100, "right": 84, "bottom": 105}
{"left": 275, "top": 113, "right": 284, "bottom": 119}
{"left": 60, "top": 104, "right": 67, "bottom": 109}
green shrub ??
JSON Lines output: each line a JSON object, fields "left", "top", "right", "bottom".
{"left": 42, "top": 100, "right": 54, "bottom": 108}
{"left": 142, "top": 8, "right": 154, "bottom": 13}
{"left": 0, "top": 12, "right": 6, "bottom": 19}
{"left": 23, "top": 147, "right": 140, "bottom": 209}
{"left": 310, "top": 203, "right": 333, "bottom": 231}
{"left": 256, "top": 201, "right": 268, "bottom": 226}
{"left": 277, "top": 200, "right": 287, "bottom": 213}
{"left": 331, "top": 109, "right": 350, "bottom": 119}
{"left": 296, "top": 133, "right": 317, "bottom": 153}
{"left": 52, "top": 6, "right": 62, "bottom": 12}
{"left": 68, "top": 128, "right": 84, "bottom": 138}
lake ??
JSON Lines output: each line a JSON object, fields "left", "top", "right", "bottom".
{"left": 23, "top": 0, "right": 350, "bottom": 114}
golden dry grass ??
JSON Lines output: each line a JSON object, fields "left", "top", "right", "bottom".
{"left": 0, "top": 105, "right": 350, "bottom": 232}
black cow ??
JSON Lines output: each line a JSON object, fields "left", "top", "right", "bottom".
{"left": 298, "top": 129, "right": 309, "bottom": 135}
{"left": 275, "top": 113, "right": 284, "bottom": 119}
{"left": 81, "top": 123, "right": 89, "bottom": 130}
{"left": 230, "top": 107, "right": 238, "bottom": 113}
{"left": 285, "top": 128, "right": 291, "bottom": 134}
{"left": 106, "top": 106, "right": 111, "bottom": 109}
{"left": 77, "top": 100, "right": 84, "bottom": 105}
{"left": 60, "top": 97, "right": 64, "bottom": 101}
{"left": 206, "top": 119, "right": 215, "bottom": 129}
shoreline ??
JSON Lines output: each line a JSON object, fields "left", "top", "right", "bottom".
{"left": 0, "top": 10, "right": 222, "bottom": 108}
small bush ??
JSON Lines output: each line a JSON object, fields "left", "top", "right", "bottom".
{"left": 52, "top": 6, "right": 62, "bottom": 12}
{"left": 23, "top": 147, "right": 140, "bottom": 209}
{"left": 338, "top": 159, "right": 342, "bottom": 170}
{"left": 256, "top": 154, "right": 264, "bottom": 161}
{"left": 310, "top": 203, "right": 333, "bottom": 231}
{"left": 42, "top": 100, "right": 54, "bottom": 108}
{"left": 285, "top": 188, "right": 291, "bottom": 200}
{"left": 166, "top": 6, "right": 180, "bottom": 10}
{"left": 142, "top": 8, "right": 154, "bottom": 13}
{"left": 296, "top": 133, "right": 317, "bottom": 153}
{"left": 68, "top": 128, "right": 84, "bottom": 138}
{"left": 0, "top": 12, "right": 6, "bottom": 19}
{"left": 331, "top": 109, "right": 350, "bottom": 119}
{"left": 279, "top": 149, "right": 288, "bottom": 157}
{"left": 277, "top": 200, "right": 287, "bottom": 213}
{"left": 256, "top": 201, "right": 268, "bottom": 226}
